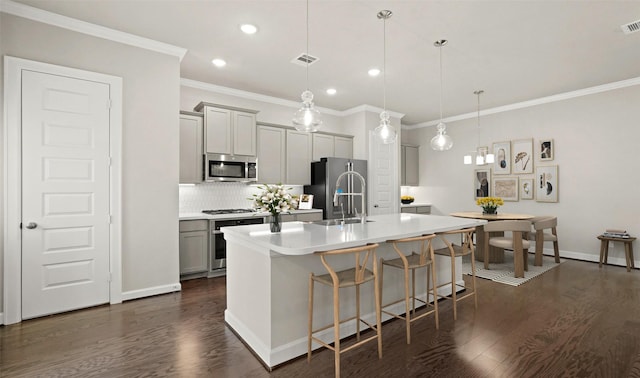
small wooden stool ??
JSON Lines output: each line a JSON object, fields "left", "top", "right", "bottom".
{"left": 598, "top": 235, "right": 637, "bottom": 272}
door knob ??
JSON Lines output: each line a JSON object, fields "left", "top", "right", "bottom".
{"left": 25, "top": 222, "right": 38, "bottom": 229}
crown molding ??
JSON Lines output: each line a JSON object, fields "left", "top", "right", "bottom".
{"left": 341, "top": 104, "right": 405, "bottom": 120}
{"left": 0, "top": 0, "right": 187, "bottom": 61}
{"left": 403, "top": 75, "right": 640, "bottom": 130}
{"left": 182, "top": 78, "right": 343, "bottom": 117}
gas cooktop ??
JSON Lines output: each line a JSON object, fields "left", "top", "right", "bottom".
{"left": 202, "top": 209, "right": 256, "bottom": 215}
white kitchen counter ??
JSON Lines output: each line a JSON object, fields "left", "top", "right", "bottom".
{"left": 400, "top": 202, "right": 432, "bottom": 207}
{"left": 179, "top": 208, "right": 322, "bottom": 221}
{"left": 222, "top": 213, "right": 486, "bottom": 368}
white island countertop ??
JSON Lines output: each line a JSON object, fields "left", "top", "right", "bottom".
{"left": 221, "top": 213, "right": 487, "bottom": 255}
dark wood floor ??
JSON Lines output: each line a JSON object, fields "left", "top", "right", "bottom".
{"left": 2, "top": 259, "right": 640, "bottom": 377}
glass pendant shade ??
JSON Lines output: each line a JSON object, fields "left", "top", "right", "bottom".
{"left": 464, "top": 155, "right": 472, "bottom": 164}
{"left": 293, "top": 90, "right": 322, "bottom": 132}
{"left": 375, "top": 110, "right": 397, "bottom": 144}
{"left": 485, "top": 153, "right": 495, "bottom": 164}
{"left": 476, "top": 155, "right": 485, "bottom": 165}
{"left": 430, "top": 122, "right": 453, "bottom": 151}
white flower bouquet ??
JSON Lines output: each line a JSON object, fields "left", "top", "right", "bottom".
{"left": 250, "top": 184, "right": 295, "bottom": 216}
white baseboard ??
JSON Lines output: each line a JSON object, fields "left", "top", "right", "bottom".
{"left": 538, "top": 247, "right": 635, "bottom": 269}
{"left": 121, "top": 283, "right": 181, "bottom": 302}
{"left": 0, "top": 312, "right": 4, "bottom": 324}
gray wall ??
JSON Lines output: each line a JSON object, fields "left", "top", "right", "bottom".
{"left": 0, "top": 13, "right": 181, "bottom": 314}
{"left": 403, "top": 84, "right": 640, "bottom": 263}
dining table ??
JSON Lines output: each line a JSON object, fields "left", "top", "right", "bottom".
{"left": 450, "top": 211, "right": 535, "bottom": 263}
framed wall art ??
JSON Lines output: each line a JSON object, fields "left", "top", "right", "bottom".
{"left": 539, "top": 139, "right": 553, "bottom": 161}
{"left": 492, "top": 141, "right": 511, "bottom": 175}
{"left": 520, "top": 178, "right": 534, "bottom": 200}
{"left": 536, "top": 165, "right": 558, "bottom": 202}
{"left": 493, "top": 176, "right": 519, "bottom": 201}
{"left": 474, "top": 169, "right": 491, "bottom": 199}
{"left": 512, "top": 138, "right": 533, "bottom": 174}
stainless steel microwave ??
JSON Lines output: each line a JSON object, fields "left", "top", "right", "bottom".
{"left": 205, "top": 154, "right": 258, "bottom": 182}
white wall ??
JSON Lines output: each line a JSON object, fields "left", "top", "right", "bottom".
{"left": 404, "top": 84, "right": 640, "bottom": 262}
{"left": 0, "top": 13, "right": 182, "bottom": 313}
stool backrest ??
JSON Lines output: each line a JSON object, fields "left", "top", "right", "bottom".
{"left": 388, "top": 234, "right": 436, "bottom": 265}
{"left": 437, "top": 227, "right": 476, "bottom": 255}
{"left": 316, "top": 243, "right": 379, "bottom": 285}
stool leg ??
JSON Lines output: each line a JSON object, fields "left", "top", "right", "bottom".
{"left": 403, "top": 265, "right": 411, "bottom": 344}
{"left": 373, "top": 256, "right": 383, "bottom": 359}
{"left": 308, "top": 275, "right": 314, "bottom": 363}
{"left": 604, "top": 242, "right": 609, "bottom": 264}
{"left": 625, "top": 244, "right": 632, "bottom": 272}
{"left": 411, "top": 267, "right": 416, "bottom": 317}
{"left": 599, "top": 240, "right": 605, "bottom": 268}
{"left": 630, "top": 244, "right": 635, "bottom": 269}
{"left": 470, "top": 245, "right": 478, "bottom": 310}
{"left": 332, "top": 285, "right": 341, "bottom": 378}
{"left": 355, "top": 284, "right": 361, "bottom": 341}
{"left": 451, "top": 251, "right": 457, "bottom": 320}
{"left": 431, "top": 261, "right": 439, "bottom": 329}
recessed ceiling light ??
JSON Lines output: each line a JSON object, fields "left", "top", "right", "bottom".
{"left": 368, "top": 68, "right": 381, "bottom": 77}
{"left": 326, "top": 88, "right": 337, "bottom": 95}
{"left": 211, "top": 58, "right": 226, "bottom": 67}
{"left": 240, "top": 24, "right": 258, "bottom": 34}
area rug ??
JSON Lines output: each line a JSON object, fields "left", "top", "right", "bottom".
{"left": 461, "top": 254, "right": 565, "bottom": 287}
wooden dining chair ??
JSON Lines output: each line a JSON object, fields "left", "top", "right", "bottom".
{"left": 308, "top": 243, "right": 382, "bottom": 378}
{"left": 529, "top": 216, "right": 560, "bottom": 266}
{"left": 483, "top": 220, "right": 531, "bottom": 278}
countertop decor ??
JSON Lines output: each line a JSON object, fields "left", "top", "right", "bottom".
{"left": 476, "top": 196, "right": 504, "bottom": 214}
{"left": 401, "top": 195, "right": 414, "bottom": 204}
{"left": 250, "top": 184, "right": 295, "bottom": 232}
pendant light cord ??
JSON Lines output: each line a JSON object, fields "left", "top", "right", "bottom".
{"left": 305, "top": 0, "right": 309, "bottom": 91}
{"left": 383, "top": 15, "right": 387, "bottom": 111}
{"left": 439, "top": 44, "right": 443, "bottom": 122}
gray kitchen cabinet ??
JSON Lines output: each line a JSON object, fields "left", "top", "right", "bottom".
{"left": 334, "top": 136, "right": 353, "bottom": 159}
{"left": 312, "top": 133, "right": 334, "bottom": 161}
{"left": 194, "top": 102, "right": 258, "bottom": 156}
{"left": 401, "top": 145, "right": 419, "bottom": 186}
{"left": 294, "top": 212, "right": 323, "bottom": 222}
{"left": 179, "top": 220, "right": 209, "bottom": 275}
{"left": 400, "top": 205, "right": 431, "bottom": 214}
{"left": 179, "top": 111, "right": 203, "bottom": 184}
{"left": 257, "top": 125, "right": 286, "bottom": 184}
{"left": 286, "top": 129, "right": 313, "bottom": 185}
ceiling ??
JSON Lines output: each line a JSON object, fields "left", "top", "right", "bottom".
{"left": 12, "top": 0, "right": 640, "bottom": 126}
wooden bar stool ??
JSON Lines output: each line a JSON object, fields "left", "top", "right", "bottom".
{"left": 380, "top": 234, "right": 439, "bottom": 344}
{"left": 434, "top": 227, "right": 477, "bottom": 320}
{"left": 308, "top": 243, "right": 382, "bottom": 378}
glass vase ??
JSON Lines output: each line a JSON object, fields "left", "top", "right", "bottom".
{"left": 270, "top": 213, "right": 281, "bottom": 233}
{"left": 482, "top": 207, "right": 497, "bottom": 215}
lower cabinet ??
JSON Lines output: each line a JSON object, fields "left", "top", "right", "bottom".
{"left": 179, "top": 220, "right": 208, "bottom": 275}
{"left": 400, "top": 205, "right": 431, "bottom": 214}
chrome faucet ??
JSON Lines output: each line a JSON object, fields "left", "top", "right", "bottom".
{"left": 333, "top": 169, "right": 367, "bottom": 223}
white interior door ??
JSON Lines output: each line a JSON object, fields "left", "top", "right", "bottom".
{"left": 368, "top": 131, "right": 399, "bottom": 215}
{"left": 21, "top": 70, "right": 111, "bottom": 319}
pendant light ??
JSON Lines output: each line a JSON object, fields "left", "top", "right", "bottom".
{"left": 464, "top": 90, "right": 494, "bottom": 165}
{"left": 430, "top": 40, "right": 453, "bottom": 151}
{"left": 292, "top": 0, "right": 322, "bottom": 132}
{"left": 373, "top": 10, "right": 397, "bottom": 145}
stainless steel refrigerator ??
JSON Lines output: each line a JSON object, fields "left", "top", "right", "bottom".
{"left": 304, "top": 157, "right": 367, "bottom": 220}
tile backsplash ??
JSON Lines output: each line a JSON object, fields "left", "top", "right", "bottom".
{"left": 179, "top": 182, "right": 304, "bottom": 212}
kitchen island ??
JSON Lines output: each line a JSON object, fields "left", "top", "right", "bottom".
{"left": 222, "top": 213, "right": 486, "bottom": 369}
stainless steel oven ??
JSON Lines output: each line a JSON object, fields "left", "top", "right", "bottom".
{"left": 205, "top": 153, "right": 257, "bottom": 182}
{"left": 206, "top": 212, "right": 264, "bottom": 272}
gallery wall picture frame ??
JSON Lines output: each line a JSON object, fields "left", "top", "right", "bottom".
{"left": 492, "top": 141, "right": 511, "bottom": 175}
{"left": 512, "top": 138, "right": 534, "bottom": 174}
{"left": 474, "top": 169, "right": 491, "bottom": 199}
{"left": 493, "top": 176, "right": 519, "bottom": 201}
{"left": 520, "top": 178, "right": 534, "bottom": 200}
{"left": 536, "top": 165, "right": 558, "bottom": 203}
{"left": 539, "top": 139, "right": 554, "bottom": 161}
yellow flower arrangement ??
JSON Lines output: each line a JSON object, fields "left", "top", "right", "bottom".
{"left": 476, "top": 196, "right": 504, "bottom": 214}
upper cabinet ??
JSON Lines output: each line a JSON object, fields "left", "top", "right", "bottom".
{"left": 257, "top": 125, "right": 286, "bottom": 184}
{"left": 286, "top": 129, "right": 313, "bottom": 185}
{"left": 194, "top": 102, "right": 258, "bottom": 157}
{"left": 312, "top": 133, "right": 353, "bottom": 161}
{"left": 179, "top": 111, "right": 204, "bottom": 184}
{"left": 401, "top": 145, "right": 419, "bottom": 186}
